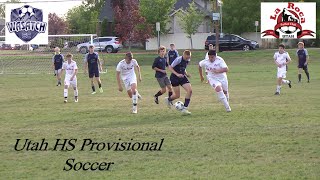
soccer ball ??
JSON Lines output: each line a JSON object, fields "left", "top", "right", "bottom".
{"left": 279, "top": 26, "right": 298, "bottom": 34}
{"left": 174, "top": 101, "right": 184, "bottom": 111}
{"left": 19, "top": 5, "right": 35, "bottom": 18}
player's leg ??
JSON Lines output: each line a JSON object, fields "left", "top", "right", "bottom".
{"left": 275, "top": 77, "right": 282, "bottom": 95}
{"left": 165, "top": 86, "right": 179, "bottom": 108}
{"left": 222, "top": 79, "right": 229, "bottom": 102}
{"left": 281, "top": 72, "right": 291, "bottom": 88}
{"left": 64, "top": 80, "right": 70, "bottom": 103}
{"left": 71, "top": 79, "right": 78, "bottom": 102}
{"left": 165, "top": 77, "right": 173, "bottom": 98}
{"left": 298, "top": 67, "right": 303, "bottom": 82}
{"left": 181, "top": 83, "right": 192, "bottom": 115}
{"left": 95, "top": 72, "right": 103, "bottom": 93}
{"left": 56, "top": 69, "right": 62, "bottom": 86}
{"left": 89, "top": 72, "right": 96, "bottom": 94}
{"left": 131, "top": 83, "right": 138, "bottom": 114}
{"left": 154, "top": 77, "right": 167, "bottom": 104}
{"left": 303, "top": 65, "right": 310, "bottom": 83}
{"left": 210, "top": 79, "right": 231, "bottom": 112}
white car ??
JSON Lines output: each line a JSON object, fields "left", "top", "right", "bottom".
{"left": 77, "top": 37, "right": 122, "bottom": 54}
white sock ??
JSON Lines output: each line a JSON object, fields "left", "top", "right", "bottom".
{"left": 74, "top": 88, "right": 78, "bottom": 97}
{"left": 276, "top": 85, "right": 281, "bottom": 92}
{"left": 64, "top": 89, "right": 68, "bottom": 98}
{"left": 225, "top": 92, "right": 229, "bottom": 101}
{"left": 282, "top": 79, "right": 289, "bottom": 84}
{"left": 132, "top": 94, "right": 138, "bottom": 106}
{"left": 217, "top": 91, "right": 230, "bottom": 110}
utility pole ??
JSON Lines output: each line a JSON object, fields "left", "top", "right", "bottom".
{"left": 213, "top": 0, "right": 220, "bottom": 52}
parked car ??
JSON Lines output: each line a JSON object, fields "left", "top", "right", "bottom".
{"left": 77, "top": 37, "right": 122, "bottom": 54}
{"left": 205, "top": 34, "right": 259, "bottom": 51}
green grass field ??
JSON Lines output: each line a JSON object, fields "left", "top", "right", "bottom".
{"left": 0, "top": 49, "right": 320, "bottom": 179}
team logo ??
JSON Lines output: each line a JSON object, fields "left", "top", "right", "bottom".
{"left": 261, "top": 2, "right": 316, "bottom": 39}
{"left": 5, "top": 5, "right": 47, "bottom": 43}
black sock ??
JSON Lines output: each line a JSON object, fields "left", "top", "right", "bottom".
{"left": 298, "top": 74, "right": 301, "bottom": 82}
{"left": 168, "top": 91, "right": 173, "bottom": 97}
{"left": 98, "top": 83, "right": 101, "bottom": 88}
{"left": 184, "top": 98, "right": 190, "bottom": 107}
{"left": 75, "top": 96, "right": 78, "bottom": 99}
{"left": 92, "top": 86, "right": 95, "bottom": 92}
{"left": 154, "top": 91, "right": 162, "bottom": 97}
{"left": 305, "top": 72, "right": 310, "bottom": 81}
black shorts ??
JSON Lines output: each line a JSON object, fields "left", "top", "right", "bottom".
{"left": 89, "top": 70, "right": 99, "bottom": 78}
{"left": 298, "top": 62, "right": 307, "bottom": 69}
{"left": 170, "top": 74, "right": 190, "bottom": 87}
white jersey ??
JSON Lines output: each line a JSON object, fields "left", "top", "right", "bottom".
{"left": 116, "top": 59, "right": 139, "bottom": 80}
{"left": 274, "top": 51, "right": 291, "bottom": 71}
{"left": 199, "top": 56, "right": 228, "bottom": 80}
{"left": 62, "top": 60, "right": 78, "bottom": 78}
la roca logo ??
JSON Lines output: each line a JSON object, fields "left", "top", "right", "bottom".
{"left": 261, "top": 2, "right": 316, "bottom": 39}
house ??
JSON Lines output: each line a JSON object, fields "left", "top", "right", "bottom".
{"left": 0, "top": 19, "right": 5, "bottom": 36}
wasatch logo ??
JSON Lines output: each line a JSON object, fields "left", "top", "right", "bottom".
{"left": 261, "top": 2, "right": 316, "bottom": 39}
{"left": 5, "top": 5, "right": 47, "bottom": 43}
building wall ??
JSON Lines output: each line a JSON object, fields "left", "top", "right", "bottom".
{"left": 146, "top": 33, "right": 211, "bottom": 50}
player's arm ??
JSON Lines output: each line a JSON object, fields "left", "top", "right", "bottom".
{"left": 169, "top": 58, "right": 184, "bottom": 78}
{"left": 305, "top": 49, "right": 309, "bottom": 65}
{"left": 284, "top": 53, "right": 291, "bottom": 65}
{"left": 116, "top": 71, "right": 123, "bottom": 92}
{"left": 135, "top": 63, "right": 142, "bottom": 82}
{"left": 152, "top": 59, "right": 166, "bottom": 73}
{"left": 274, "top": 54, "right": 282, "bottom": 67}
{"left": 97, "top": 53, "right": 103, "bottom": 72}
{"left": 70, "top": 69, "right": 78, "bottom": 81}
{"left": 198, "top": 60, "right": 205, "bottom": 82}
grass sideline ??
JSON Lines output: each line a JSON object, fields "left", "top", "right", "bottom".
{"left": 0, "top": 49, "right": 320, "bottom": 179}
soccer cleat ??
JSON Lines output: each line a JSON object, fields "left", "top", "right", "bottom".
{"left": 64, "top": 99, "right": 68, "bottom": 103}
{"left": 91, "top": 91, "right": 96, "bottom": 95}
{"left": 164, "top": 97, "right": 173, "bottom": 108}
{"left": 154, "top": 96, "right": 159, "bottom": 104}
{"left": 99, "top": 87, "right": 103, "bottom": 93}
{"left": 274, "top": 92, "right": 280, "bottom": 95}
{"left": 226, "top": 107, "right": 232, "bottom": 112}
{"left": 75, "top": 98, "right": 78, "bottom": 103}
{"left": 132, "top": 106, "right": 138, "bottom": 114}
{"left": 288, "top": 80, "right": 292, "bottom": 88}
{"left": 307, "top": 80, "right": 310, "bottom": 83}
{"left": 181, "top": 107, "right": 191, "bottom": 115}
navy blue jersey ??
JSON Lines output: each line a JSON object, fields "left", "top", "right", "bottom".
{"left": 170, "top": 56, "right": 190, "bottom": 76}
{"left": 152, "top": 56, "right": 167, "bottom": 78}
{"left": 52, "top": 53, "right": 64, "bottom": 70}
{"left": 296, "top": 49, "right": 308, "bottom": 63}
{"left": 167, "top": 50, "right": 179, "bottom": 66}
{"left": 85, "top": 52, "right": 99, "bottom": 72}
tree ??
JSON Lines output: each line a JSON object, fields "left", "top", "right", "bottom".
{"left": 139, "top": 0, "right": 177, "bottom": 35}
{"left": 48, "top": 13, "right": 67, "bottom": 35}
{"left": 114, "top": 0, "right": 152, "bottom": 49}
{"left": 177, "top": 2, "right": 204, "bottom": 49}
{"left": 0, "top": 0, "right": 20, "bottom": 18}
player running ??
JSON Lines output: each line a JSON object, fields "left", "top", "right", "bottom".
{"left": 61, "top": 53, "right": 78, "bottom": 103}
{"left": 274, "top": 44, "right": 292, "bottom": 95}
{"left": 165, "top": 50, "right": 192, "bottom": 115}
{"left": 152, "top": 46, "right": 173, "bottom": 104}
{"left": 198, "top": 50, "right": 231, "bottom": 112}
{"left": 84, "top": 45, "right": 103, "bottom": 94}
{"left": 296, "top": 42, "right": 310, "bottom": 83}
{"left": 52, "top": 47, "right": 64, "bottom": 86}
{"left": 167, "top": 43, "right": 179, "bottom": 67}
{"left": 116, "top": 52, "right": 142, "bottom": 114}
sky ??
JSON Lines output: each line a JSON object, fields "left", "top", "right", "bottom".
{"left": 0, "top": 0, "right": 83, "bottom": 17}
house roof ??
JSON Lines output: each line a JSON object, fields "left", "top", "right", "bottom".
{"left": 99, "top": 0, "right": 211, "bottom": 22}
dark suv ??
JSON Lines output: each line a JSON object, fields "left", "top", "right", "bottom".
{"left": 205, "top": 34, "right": 259, "bottom": 51}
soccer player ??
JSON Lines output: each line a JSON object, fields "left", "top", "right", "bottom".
{"left": 199, "top": 50, "right": 231, "bottom": 112}
{"left": 274, "top": 44, "right": 292, "bottom": 95}
{"left": 61, "top": 53, "right": 78, "bottom": 103}
{"left": 52, "top": 47, "right": 64, "bottom": 86}
{"left": 296, "top": 42, "right": 310, "bottom": 83}
{"left": 84, "top": 45, "right": 103, "bottom": 94}
{"left": 152, "top": 46, "right": 173, "bottom": 104}
{"left": 165, "top": 50, "right": 192, "bottom": 115}
{"left": 116, "top": 52, "right": 142, "bottom": 114}
{"left": 167, "top": 43, "right": 179, "bottom": 67}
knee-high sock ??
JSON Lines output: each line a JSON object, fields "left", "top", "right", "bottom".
{"left": 217, "top": 91, "right": 230, "bottom": 110}
{"left": 132, "top": 94, "right": 137, "bottom": 106}
{"left": 225, "top": 92, "right": 229, "bottom": 101}
{"left": 74, "top": 89, "right": 78, "bottom": 97}
{"left": 298, "top": 74, "right": 301, "bottom": 82}
{"left": 305, "top": 71, "right": 310, "bottom": 80}
{"left": 154, "top": 90, "right": 162, "bottom": 97}
{"left": 64, "top": 89, "right": 68, "bottom": 98}
{"left": 276, "top": 85, "right": 281, "bottom": 93}
{"left": 184, "top": 98, "right": 190, "bottom": 108}
{"left": 168, "top": 91, "right": 173, "bottom": 98}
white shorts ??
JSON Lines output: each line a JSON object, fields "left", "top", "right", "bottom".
{"left": 64, "top": 77, "right": 77, "bottom": 87}
{"left": 208, "top": 77, "right": 228, "bottom": 91}
{"left": 55, "top": 69, "right": 62, "bottom": 75}
{"left": 277, "top": 70, "right": 287, "bottom": 78}
{"left": 123, "top": 76, "right": 137, "bottom": 91}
